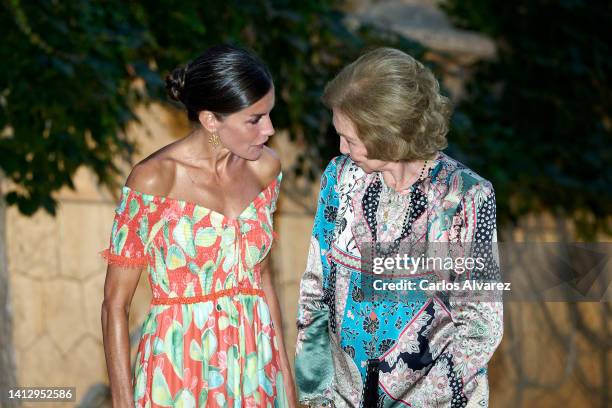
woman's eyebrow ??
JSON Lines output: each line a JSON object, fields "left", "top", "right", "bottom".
{"left": 249, "top": 103, "right": 276, "bottom": 117}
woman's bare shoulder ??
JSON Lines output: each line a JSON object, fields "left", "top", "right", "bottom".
{"left": 125, "top": 153, "right": 177, "bottom": 197}
{"left": 124, "top": 135, "right": 195, "bottom": 195}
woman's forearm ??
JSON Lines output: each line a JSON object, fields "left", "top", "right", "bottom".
{"left": 267, "top": 291, "right": 293, "bottom": 377}
{"left": 101, "top": 301, "right": 134, "bottom": 407}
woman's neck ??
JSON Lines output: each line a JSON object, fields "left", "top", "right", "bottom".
{"left": 378, "top": 154, "right": 436, "bottom": 193}
{"left": 181, "top": 128, "right": 235, "bottom": 176}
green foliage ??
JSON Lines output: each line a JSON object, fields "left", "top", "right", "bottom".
{"left": 1, "top": 0, "right": 423, "bottom": 215}
{"left": 440, "top": 0, "right": 611, "bottom": 238}
{"left": 1, "top": 0, "right": 156, "bottom": 214}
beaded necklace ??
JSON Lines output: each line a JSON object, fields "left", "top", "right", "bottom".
{"left": 378, "top": 159, "right": 429, "bottom": 233}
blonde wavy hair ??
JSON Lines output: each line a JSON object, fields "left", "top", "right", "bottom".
{"left": 322, "top": 47, "right": 451, "bottom": 161}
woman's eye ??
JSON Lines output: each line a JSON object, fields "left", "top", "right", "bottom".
{"left": 250, "top": 117, "right": 262, "bottom": 124}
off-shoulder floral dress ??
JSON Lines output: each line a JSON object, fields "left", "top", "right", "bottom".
{"left": 100, "top": 172, "right": 288, "bottom": 408}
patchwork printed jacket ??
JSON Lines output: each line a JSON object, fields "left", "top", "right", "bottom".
{"left": 295, "top": 152, "right": 504, "bottom": 407}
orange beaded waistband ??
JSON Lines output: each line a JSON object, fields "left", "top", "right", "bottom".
{"left": 151, "top": 287, "right": 265, "bottom": 305}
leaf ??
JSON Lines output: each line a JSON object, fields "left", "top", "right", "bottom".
{"left": 129, "top": 197, "right": 140, "bottom": 219}
{"left": 193, "top": 206, "right": 211, "bottom": 223}
{"left": 242, "top": 295, "right": 255, "bottom": 324}
{"left": 188, "top": 262, "right": 200, "bottom": 275}
{"left": 166, "top": 244, "right": 186, "bottom": 270}
{"left": 138, "top": 214, "right": 149, "bottom": 245}
{"left": 201, "top": 328, "right": 217, "bottom": 362}
{"left": 245, "top": 244, "right": 262, "bottom": 268}
{"left": 189, "top": 339, "right": 203, "bottom": 361}
{"left": 144, "top": 339, "right": 151, "bottom": 360}
{"left": 242, "top": 352, "right": 259, "bottom": 396}
{"left": 257, "top": 332, "right": 273, "bottom": 365}
{"left": 224, "top": 272, "right": 235, "bottom": 290}
{"left": 152, "top": 367, "right": 174, "bottom": 406}
{"left": 141, "top": 310, "right": 158, "bottom": 336}
{"left": 241, "top": 205, "right": 258, "bottom": 220}
{"left": 259, "top": 370, "right": 274, "bottom": 397}
{"left": 173, "top": 388, "right": 196, "bottom": 408}
{"left": 147, "top": 219, "right": 167, "bottom": 248}
{"left": 258, "top": 298, "right": 271, "bottom": 326}
{"left": 173, "top": 216, "right": 196, "bottom": 257}
{"left": 152, "top": 247, "right": 168, "bottom": 291}
{"left": 153, "top": 337, "right": 164, "bottom": 355}
{"left": 134, "top": 362, "right": 146, "bottom": 399}
{"left": 195, "top": 226, "right": 218, "bottom": 247}
{"left": 215, "top": 392, "right": 227, "bottom": 408}
{"left": 218, "top": 316, "right": 229, "bottom": 330}
{"left": 210, "top": 214, "right": 224, "bottom": 231}
{"left": 221, "top": 227, "right": 236, "bottom": 246}
{"left": 207, "top": 366, "right": 225, "bottom": 389}
{"left": 193, "top": 302, "right": 213, "bottom": 329}
{"left": 113, "top": 224, "right": 129, "bottom": 254}
{"left": 218, "top": 297, "right": 239, "bottom": 327}
{"left": 163, "top": 321, "right": 184, "bottom": 379}
{"left": 116, "top": 192, "right": 128, "bottom": 215}
{"left": 181, "top": 303, "right": 193, "bottom": 330}
{"left": 199, "top": 260, "right": 216, "bottom": 293}
{"left": 226, "top": 345, "right": 241, "bottom": 398}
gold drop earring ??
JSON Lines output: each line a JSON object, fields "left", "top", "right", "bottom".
{"left": 209, "top": 131, "right": 220, "bottom": 147}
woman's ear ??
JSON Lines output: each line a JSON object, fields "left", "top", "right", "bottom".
{"left": 198, "top": 110, "right": 221, "bottom": 133}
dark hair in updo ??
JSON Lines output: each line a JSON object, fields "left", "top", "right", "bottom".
{"left": 166, "top": 44, "right": 273, "bottom": 122}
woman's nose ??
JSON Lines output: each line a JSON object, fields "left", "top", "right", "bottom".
{"left": 262, "top": 116, "right": 275, "bottom": 137}
{"left": 339, "top": 138, "right": 349, "bottom": 155}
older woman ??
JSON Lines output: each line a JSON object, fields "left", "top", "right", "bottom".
{"left": 295, "top": 48, "right": 503, "bottom": 407}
